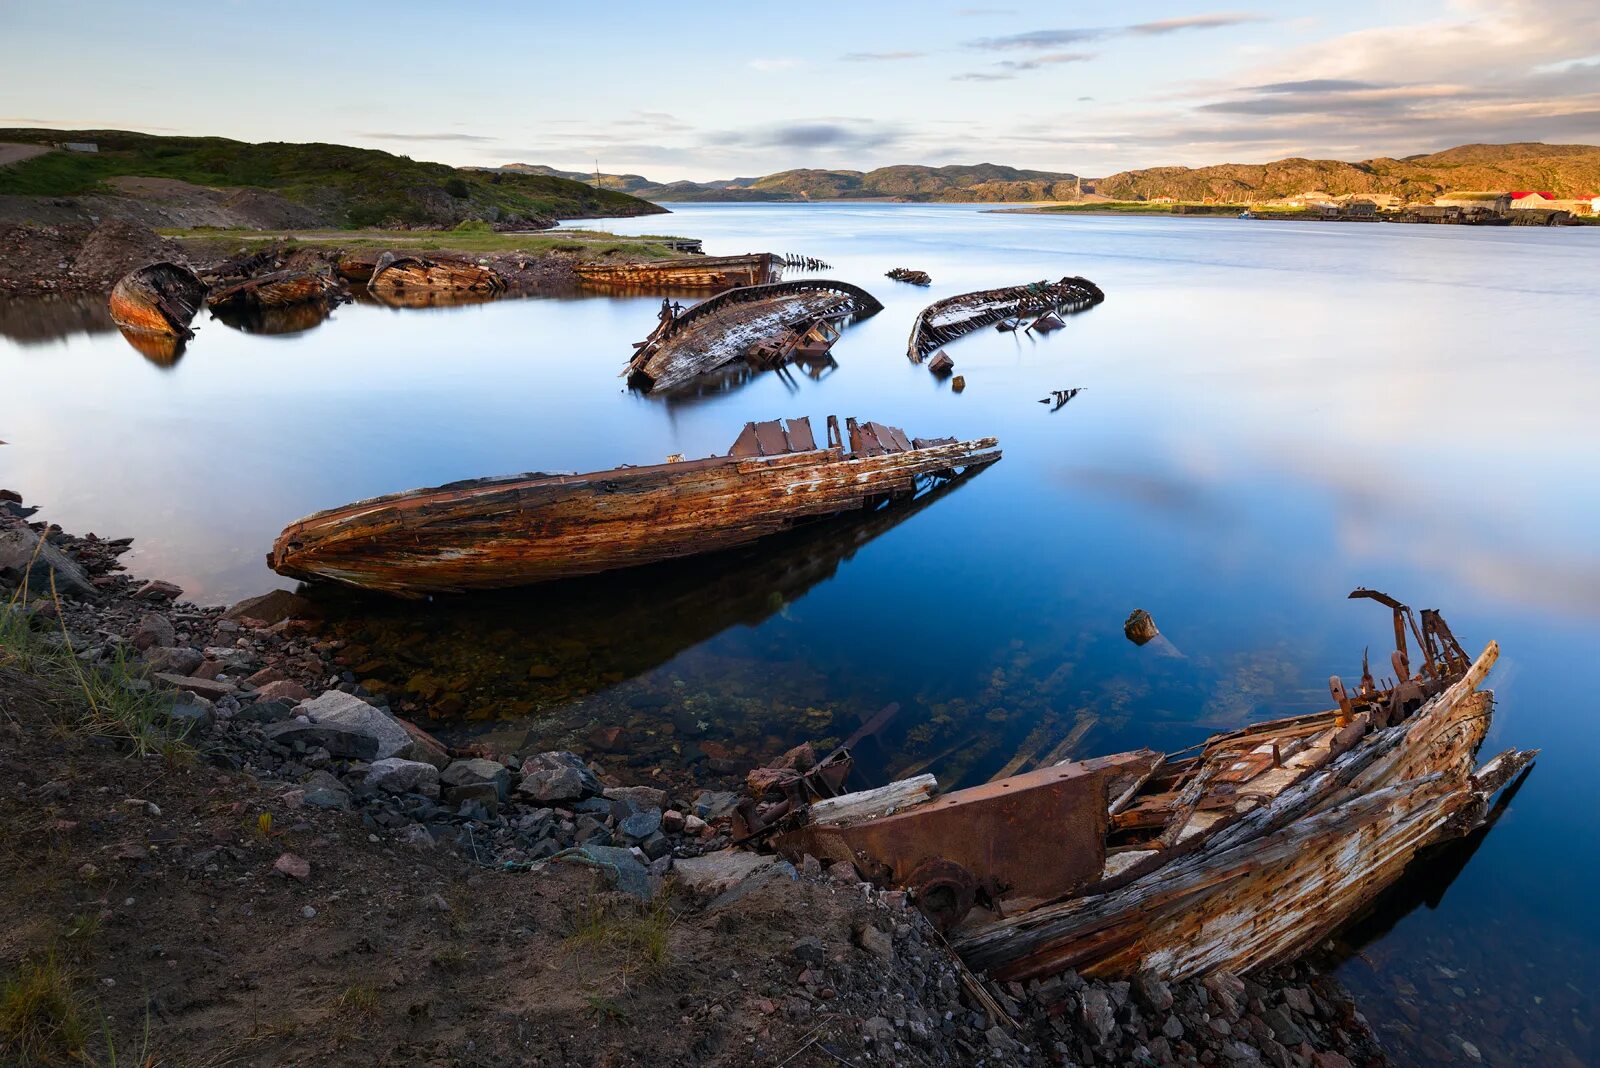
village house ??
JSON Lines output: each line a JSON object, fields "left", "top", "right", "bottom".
{"left": 1436, "top": 192, "right": 1511, "bottom": 213}
{"left": 1508, "top": 191, "right": 1557, "bottom": 208}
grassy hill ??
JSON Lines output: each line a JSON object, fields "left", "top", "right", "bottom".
{"left": 1094, "top": 143, "right": 1600, "bottom": 202}
{"left": 497, "top": 162, "right": 1080, "bottom": 202}
{"left": 0, "top": 130, "right": 665, "bottom": 228}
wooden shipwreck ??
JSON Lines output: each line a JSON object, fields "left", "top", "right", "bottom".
{"left": 575, "top": 253, "right": 781, "bottom": 291}
{"left": 907, "top": 276, "right": 1104, "bottom": 362}
{"left": 739, "top": 591, "right": 1536, "bottom": 983}
{"left": 368, "top": 252, "right": 505, "bottom": 298}
{"left": 626, "top": 280, "right": 883, "bottom": 393}
{"left": 886, "top": 267, "right": 932, "bottom": 286}
{"left": 269, "top": 416, "right": 1000, "bottom": 597}
{"left": 207, "top": 270, "right": 343, "bottom": 314}
{"left": 108, "top": 262, "right": 207, "bottom": 340}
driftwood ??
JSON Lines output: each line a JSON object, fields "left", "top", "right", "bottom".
{"left": 368, "top": 252, "right": 504, "bottom": 296}
{"left": 626, "top": 280, "right": 883, "bottom": 393}
{"left": 575, "top": 253, "right": 781, "bottom": 290}
{"left": 269, "top": 415, "right": 999, "bottom": 596}
{"left": 108, "top": 262, "right": 207, "bottom": 340}
{"left": 208, "top": 270, "right": 342, "bottom": 313}
{"left": 907, "top": 276, "right": 1104, "bottom": 362}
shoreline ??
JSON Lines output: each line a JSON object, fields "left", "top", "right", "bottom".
{"left": 0, "top": 493, "right": 1395, "bottom": 1066}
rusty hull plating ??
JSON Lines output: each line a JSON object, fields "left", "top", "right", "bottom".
{"left": 268, "top": 416, "right": 1000, "bottom": 597}
{"left": 753, "top": 593, "right": 1535, "bottom": 981}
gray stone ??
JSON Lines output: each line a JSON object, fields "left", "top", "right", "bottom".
{"left": 1080, "top": 988, "right": 1115, "bottom": 1046}
{"left": 692, "top": 789, "right": 740, "bottom": 821}
{"left": 791, "top": 936, "right": 826, "bottom": 964}
{"left": 153, "top": 672, "right": 236, "bottom": 700}
{"left": 1261, "top": 1005, "right": 1306, "bottom": 1047}
{"left": 1204, "top": 972, "right": 1246, "bottom": 1020}
{"left": 520, "top": 751, "right": 602, "bottom": 796}
{"left": 133, "top": 580, "right": 182, "bottom": 601}
{"left": 1162, "top": 1014, "right": 1185, "bottom": 1040}
{"left": 570, "top": 844, "right": 652, "bottom": 900}
{"left": 223, "top": 589, "right": 316, "bottom": 625}
{"left": 618, "top": 807, "right": 662, "bottom": 842}
{"left": 440, "top": 757, "right": 510, "bottom": 801}
{"left": 443, "top": 781, "right": 501, "bottom": 812}
{"left": 164, "top": 693, "right": 213, "bottom": 733}
{"left": 294, "top": 690, "right": 409, "bottom": 759}
{"left": 1134, "top": 970, "right": 1174, "bottom": 1013}
{"left": 300, "top": 770, "right": 352, "bottom": 810}
{"left": 364, "top": 757, "right": 440, "bottom": 798}
{"left": 145, "top": 645, "right": 203, "bottom": 675}
{"left": 517, "top": 766, "right": 589, "bottom": 803}
{"left": 236, "top": 697, "right": 295, "bottom": 724}
{"left": 133, "top": 612, "right": 174, "bottom": 651}
{"left": 0, "top": 527, "right": 94, "bottom": 598}
{"left": 673, "top": 849, "right": 776, "bottom": 896}
{"left": 854, "top": 923, "right": 894, "bottom": 963}
{"left": 862, "top": 1016, "right": 896, "bottom": 1044}
{"left": 603, "top": 784, "right": 668, "bottom": 810}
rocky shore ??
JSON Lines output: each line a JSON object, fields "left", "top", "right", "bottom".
{"left": 0, "top": 495, "right": 1393, "bottom": 1066}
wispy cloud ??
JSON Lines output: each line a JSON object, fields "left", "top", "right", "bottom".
{"left": 969, "top": 12, "right": 1263, "bottom": 50}
{"left": 1248, "top": 79, "right": 1385, "bottom": 93}
{"left": 1128, "top": 13, "right": 1265, "bottom": 35}
{"left": 996, "top": 51, "right": 1095, "bottom": 71}
{"left": 953, "top": 71, "right": 1016, "bottom": 81}
{"left": 843, "top": 51, "right": 925, "bottom": 62}
{"left": 707, "top": 120, "right": 904, "bottom": 151}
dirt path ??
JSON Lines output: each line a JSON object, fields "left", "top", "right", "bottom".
{"left": 0, "top": 142, "right": 52, "bottom": 168}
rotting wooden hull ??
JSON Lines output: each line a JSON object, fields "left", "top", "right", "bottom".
{"left": 907, "top": 276, "right": 1104, "bottom": 362}
{"left": 269, "top": 416, "right": 1000, "bottom": 596}
{"left": 368, "top": 252, "right": 504, "bottom": 296}
{"left": 336, "top": 250, "right": 382, "bottom": 284}
{"left": 576, "top": 253, "right": 780, "bottom": 290}
{"left": 627, "top": 280, "right": 883, "bottom": 393}
{"left": 208, "top": 270, "right": 341, "bottom": 313}
{"left": 108, "top": 261, "right": 207, "bottom": 340}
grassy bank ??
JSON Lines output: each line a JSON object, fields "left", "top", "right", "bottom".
{"left": 0, "top": 129, "right": 665, "bottom": 227}
{"left": 162, "top": 226, "right": 694, "bottom": 261}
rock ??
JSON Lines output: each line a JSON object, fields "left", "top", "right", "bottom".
{"left": 145, "top": 645, "right": 203, "bottom": 675}
{"left": 364, "top": 757, "right": 441, "bottom": 798}
{"left": 164, "top": 692, "right": 214, "bottom": 733}
{"left": 602, "top": 784, "right": 668, "bottom": 811}
{"left": 153, "top": 672, "right": 236, "bottom": 700}
{"left": 692, "top": 789, "right": 740, "bottom": 821}
{"left": 245, "top": 665, "right": 286, "bottom": 687}
{"left": 1080, "top": 988, "right": 1116, "bottom": 1046}
{"left": 223, "top": 589, "right": 317, "bottom": 625}
{"left": 440, "top": 758, "right": 511, "bottom": 802}
{"left": 517, "top": 766, "right": 588, "bottom": 803}
{"left": 0, "top": 526, "right": 94, "bottom": 598}
{"left": 275, "top": 690, "right": 410, "bottom": 760}
{"left": 854, "top": 923, "right": 894, "bottom": 963}
{"left": 254, "top": 679, "right": 311, "bottom": 702}
{"left": 673, "top": 849, "right": 777, "bottom": 896}
{"left": 1134, "top": 971, "right": 1174, "bottom": 1013}
{"left": 398, "top": 824, "right": 435, "bottom": 850}
{"left": 683, "top": 814, "right": 709, "bottom": 836}
{"left": 569, "top": 844, "right": 652, "bottom": 900}
{"left": 1262, "top": 1005, "right": 1305, "bottom": 1047}
{"left": 1204, "top": 972, "right": 1247, "bottom": 1021}
{"left": 618, "top": 807, "right": 663, "bottom": 842}
{"left": 132, "top": 612, "right": 174, "bottom": 651}
{"left": 1311, "top": 1054, "right": 1353, "bottom": 1068}
{"left": 1282, "top": 987, "right": 1314, "bottom": 1016}
{"left": 273, "top": 852, "right": 311, "bottom": 881}
{"left": 706, "top": 860, "right": 795, "bottom": 911}
{"left": 520, "top": 751, "right": 601, "bottom": 794}
{"left": 1124, "top": 608, "right": 1159, "bottom": 646}
{"left": 1162, "top": 1015, "right": 1184, "bottom": 1040}
{"left": 862, "top": 1016, "right": 896, "bottom": 1044}
{"left": 791, "top": 936, "right": 826, "bottom": 964}
{"left": 300, "top": 770, "right": 352, "bottom": 810}
{"left": 133, "top": 579, "right": 183, "bottom": 601}
{"left": 236, "top": 697, "right": 295, "bottom": 724}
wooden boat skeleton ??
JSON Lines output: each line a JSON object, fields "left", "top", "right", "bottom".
{"left": 741, "top": 592, "right": 1535, "bottom": 983}
{"left": 368, "top": 252, "right": 505, "bottom": 296}
{"left": 107, "top": 261, "right": 207, "bottom": 340}
{"left": 906, "top": 276, "right": 1104, "bottom": 362}
{"left": 207, "top": 270, "right": 343, "bottom": 313}
{"left": 575, "top": 253, "right": 782, "bottom": 291}
{"left": 626, "top": 280, "right": 883, "bottom": 393}
{"left": 268, "top": 416, "right": 999, "bottom": 596}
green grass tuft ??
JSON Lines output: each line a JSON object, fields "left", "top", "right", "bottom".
{"left": 0, "top": 952, "right": 88, "bottom": 1062}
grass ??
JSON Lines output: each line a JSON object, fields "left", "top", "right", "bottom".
{"left": 566, "top": 896, "right": 675, "bottom": 977}
{"left": 0, "top": 952, "right": 87, "bottom": 1063}
{"left": 431, "top": 947, "right": 469, "bottom": 973}
{"left": 0, "top": 565, "right": 192, "bottom": 760}
{"left": 160, "top": 226, "right": 693, "bottom": 261}
{"left": 334, "top": 984, "right": 379, "bottom": 1018}
{"left": 0, "top": 129, "right": 664, "bottom": 228}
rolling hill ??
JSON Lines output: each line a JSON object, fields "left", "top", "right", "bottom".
{"left": 497, "top": 163, "right": 1081, "bottom": 203}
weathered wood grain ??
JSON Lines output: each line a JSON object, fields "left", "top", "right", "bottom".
{"left": 575, "top": 253, "right": 780, "bottom": 290}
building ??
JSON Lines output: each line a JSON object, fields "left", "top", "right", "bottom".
{"left": 1343, "top": 199, "right": 1378, "bottom": 217}
{"left": 1435, "top": 192, "right": 1511, "bottom": 213}
{"left": 1508, "top": 191, "right": 1558, "bottom": 208}
{"left": 58, "top": 141, "right": 98, "bottom": 153}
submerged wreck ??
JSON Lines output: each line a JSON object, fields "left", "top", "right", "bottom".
{"left": 625, "top": 280, "right": 883, "bottom": 393}
{"left": 108, "top": 262, "right": 208, "bottom": 340}
{"left": 207, "top": 270, "right": 343, "bottom": 314}
{"left": 886, "top": 267, "right": 932, "bottom": 286}
{"left": 269, "top": 416, "right": 999, "bottom": 596}
{"left": 737, "top": 591, "right": 1535, "bottom": 983}
{"left": 368, "top": 252, "right": 505, "bottom": 298}
{"left": 907, "top": 276, "right": 1104, "bottom": 362}
{"left": 575, "top": 253, "right": 782, "bottom": 291}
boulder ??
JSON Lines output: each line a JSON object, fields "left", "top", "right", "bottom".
{"left": 565, "top": 844, "right": 652, "bottom": 900}
{"left": 602, "top": 784, "right": 668, "bottom": 811}
{"left": 692, "top": 789, "right": 740, "bottom": 822}
{"left": 223, "top": 589, "right": 317, "bottom": 625}
{"left": 517, "top": 751, "right": 601, "bottom": 802}
{"left": 254, "top": 679, "right": 310, "bottom": 703}
{"left": 364, "top": 757, "right": 441, "bottom": 798}
{"left": 673, "top": 849, "right": 776, "bottom": 896}
{"left": 236, "top": 697, "right": 295, "bottom": 724}
{"left": 153, "top": 672, "right": 236, "bottom": 700}
{"left": 145, "top": 645, "right": 203, "bottom": 675}
{"left": 618, "top": 807, "right": 663, "bottom": 842}
{"left": 0, "top": 527, "right": 94, "bottom": 598}
{"left": 132, "top": 579, "right": 182, "bottom": 601}
{"left": 299, "top": 770, "right": 352, "bottom": 810}
{"left": 296, "top": 690, "right": 409, "bottom": 759}
{"left": 132, "top": 612, "right": 174, "bottom": 651}
{"left": 164, "top": 692, "right": 214, "bottom": 733}
{"left": 440, "top": 758, "right": 510, "bottom": 802}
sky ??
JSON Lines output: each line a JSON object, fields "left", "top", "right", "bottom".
{"left": 2, "top": 0, "right": 1599, "bottom": 181}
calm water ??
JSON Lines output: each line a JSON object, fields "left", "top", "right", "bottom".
{"left": 3, "top": 205, "right": 1597, "bottom": 1063}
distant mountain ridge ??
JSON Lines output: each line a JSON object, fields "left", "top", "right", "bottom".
{"left": 496, "top": 163, "right": 1082, "bottom": 203}
{"left": 504, "top": 143, "right": 1600, "bottom": 204}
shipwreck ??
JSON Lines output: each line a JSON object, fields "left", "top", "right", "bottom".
{"left": 625, "top": 280, "right": 883, "bottom": 393}
{"left": 207, "top": 270, "right": 343, "bottom": 314}
{"left": 367, "top": 252, "right": 505, "bottom": 298}
{"left": 907, "top": 276, "right": 1104, "bottom": 362}
{"left": 735, "top": 591, "right": 1535, "bottom": 984}
{"left": 886, "top": 267, "right": 933, "bottom": 286}
{"left": 269, "top": 416, "right": 999, "bottom": 596}
{"left": 575, "top": 253, "right": 782, "bottom": 291}
{"left": 108, "top": 262, "right": 208, "bottom": 341}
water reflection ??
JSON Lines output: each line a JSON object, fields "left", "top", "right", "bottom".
{"left": 117, "top": 327, "right": 188, "bottom": 366}
{"left": 643, "top": 352, "right": 839, "bottom": 406}
{"left": 209, "top": 301, "right": 334, "bottom": 337}
{"left": 0, "top": 293, "right": 116, "bottom": 345}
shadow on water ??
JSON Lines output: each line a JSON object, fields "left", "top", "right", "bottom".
{"left": 0, "top": 293, "right": 116, "bottom": 345}
{"left": 208, "top": 301, "right": 334, "bottom": 337}
{"left": 312, "top": 466, "right": 989, "bottom": 765}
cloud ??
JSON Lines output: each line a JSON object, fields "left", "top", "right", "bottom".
{"left": 953, "top": 71, "right": 1016, "bottom": 81}
{"left": 1249, "top": 79, "right": 1385, "bottom": 93}
{"left": 358, "top": 131, "right": 497, "bottom": 143}
{"left": 969, "top": 12, "right": 1263, "bottom": 50}
{"left": 996, "top": 51, "right": 1095, "bottom": 71}
{"left": 1128, "top": 13, "right": 1265, "bottom": 35}
{"left": 969, "top": 28, "right": 1103, "bottom": 50}
{"left": 707, "top": 121, "right": 904, "bottom": 151}
{"left": 749, "top": 57, "right": 803, "bottom": 72}
{"left": 843, "top": 51, "right": 925, "bottom": 62}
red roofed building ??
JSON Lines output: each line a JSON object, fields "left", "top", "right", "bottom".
{"left": 1508, "top": 191, "right": 1557, "bottom": 207}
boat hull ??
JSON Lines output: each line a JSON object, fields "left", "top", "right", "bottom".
{"left": 576, "top": 253, "right": 779, "bottom": 290}
{"left": 108, "top": 261, "right": 207, "bottom": 339}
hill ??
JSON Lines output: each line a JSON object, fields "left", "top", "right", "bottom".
{"left": 495, "top": 162, "right": 1081, "bottom": 203}
{"left": 0, "top": 130, "right": 665, "bottom": 229}
{"left": 1093, "top": 142, "right": 1600, "bottom": 203}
